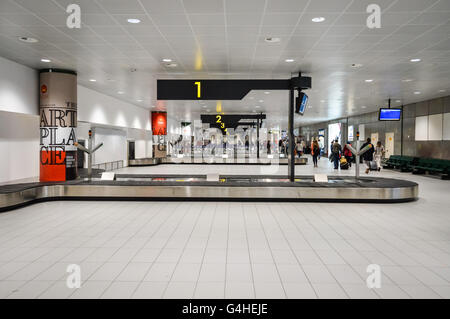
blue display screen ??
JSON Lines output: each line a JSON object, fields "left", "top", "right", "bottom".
{"left": 296, "top": 93, "right": 308, "bottom": 115}
{"left": 379, "top": 108, "right": 401, "bottom": 121}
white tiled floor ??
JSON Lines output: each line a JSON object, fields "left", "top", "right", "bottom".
{"left": 0, "top": 158, "right": 450, "bottom": 299}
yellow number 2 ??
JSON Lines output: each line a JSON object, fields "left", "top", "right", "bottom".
{"left": 195, "top": 81, "right": 201, "bottom": 98}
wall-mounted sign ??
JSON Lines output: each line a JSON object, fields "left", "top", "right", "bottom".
{"left": 348, "top": 125, "right": 354, "bottom": 141}
{"left": 152, "top": 112, "right": 167, "bottom": 136}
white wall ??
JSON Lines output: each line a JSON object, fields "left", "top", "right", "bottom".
{"left": 78, "top": 85, "right": 151, "bottom": 131}
{"left": 0, "top": 111, "right": 39, "bottom": 183}
{"left": 0, "top": 57, "right": 153, "bottom": 182}
{"left": 92, "top": 127, "right": 127, "bottom": 166}
{"left": 0, "top": 56, "right": 38, "bottom": 115}
{"left": 0, "top": 57, "right": 39, "bottom": 182}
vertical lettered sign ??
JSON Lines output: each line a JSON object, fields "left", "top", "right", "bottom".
{"left": 39, "top": 69, "right": 78, "bottom": 181}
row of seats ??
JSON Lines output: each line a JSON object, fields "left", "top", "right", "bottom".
{"left": 384, "top": 155, "right": 450, "bottom": 179}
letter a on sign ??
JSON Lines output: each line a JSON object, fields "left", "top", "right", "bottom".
{"left": 66, "top": 264, "right": 81, "bottom": 289}
{"left": 366, "top": 264, "right": 381, "bottom": 289}
{"left": 66, "top": 4, "right": 81, "bottom": 29}
{"left": 367, "top": 4, "right": 381, "bottom": 29}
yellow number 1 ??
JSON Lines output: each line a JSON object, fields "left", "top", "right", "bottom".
{"left": 195, "top": 81, "right": 201, "bottom": 98}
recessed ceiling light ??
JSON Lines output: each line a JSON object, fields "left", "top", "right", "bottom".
{"left": 18, "top": 36, "right": 38, "bottom": 43}
{"left": 118, "top": 91, "right": 124, "bottom": 95}
{"left": 89, "top": 79, "right": 96, "bottom": 82}
{"left": 396, "top": 100, "right": 401, "bottom": 103}
{"left": 264, "top": 91, "right": 270, "bottom": 94}
{"left": 162, "top": 58, "right": 172, "bottom": 62}
{"left": 165, "top": 63, "right": 177, "bottom": 68}
{"left": 151, "top": 105, "right": 155, "bottom": 108}
{"left": 265, "top": 37, "right": 281, "bottom": 43}
{"left": 255, "top": 105, "right": 261, "bottom": 109}
{"left": 365, "top": 79, "right": 374, "bottom": 83}
{"left": 285, "top": 59, "right": 294, "bottom": 63}
{"left": 137, "top": 99, "right": 143, "bottom": 102}
{"left": 202, "top": 105, "right": 207, "bottom": 108}
{"left": 127, "top": 18, "right": 141, "bottom": 24}
{"left": 402, "top": 79, "right": 413, "bottom": 82}
{"left": 414, "top": 91, "right": 421, "bottom": 95}
{"left": 410, "top": 58, "right": 421, "bottom": 62}
{"left": 259, "top": 100, "right": 264, "bottom": 103}
{"left": 41, "top": 58, "right": 51, "bottom": 63}
{"left": 320, "top": 100, "right": 325, "bottom": 103}
{"left": 361, "top": 106, "right": 367, "bottom": 109}
{"left": 312, "top": 17, "right": 326, "bottom": 23}
{"left": 439, "top": 89, "right": 446, "bottom": 93}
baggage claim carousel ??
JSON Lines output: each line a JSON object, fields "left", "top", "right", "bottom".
{"left": 0, "top": 171, "right": 418, "bottom": 212}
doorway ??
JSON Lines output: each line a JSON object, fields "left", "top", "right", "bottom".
{"left": 128, "top": 141, "right": 135, "bottom": 160}
{"left": 385, "top": 132, "right": 394, "bottom": 158}
{"left": 371, "top": 133, "right": 379, "bottom": 145}
{"left": 328, "top": 123, "right": 342, "bottom": 154}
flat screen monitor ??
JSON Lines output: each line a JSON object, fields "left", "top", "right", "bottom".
{"left": 296, "top": 92, "right": 308, "bottom": 115}
{"left": 379, "top": 108, "right": 402, "bottom": 121}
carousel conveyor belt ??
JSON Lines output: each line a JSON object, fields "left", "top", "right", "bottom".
{"left": 0, "top": 174, "right": 418, "bottom": 212}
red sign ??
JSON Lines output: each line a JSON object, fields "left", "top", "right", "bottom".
{"left": 152, "top": 112, "right": 167, "bottom": 136}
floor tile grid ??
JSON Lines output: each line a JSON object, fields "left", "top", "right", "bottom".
{"left": 299, "top": 203, "right": 418, "bottom": 298}
{"left": 1, "top": 201, "right": 114, "bottom": 252}
{"left": 190, "top": 202, "right": 222, "bottom": 298}
{"left": 38, "top": 202, "right": 180, "bottom": 299}
{"left": 96, "top": 202, "right": 186, "bottom": 299}
{"left": 20, "top": 204, "right": 144, "bottom": 297}
{"left": 298, "top": 203, "right": 396, "bottom": 298}
{"left": 267, "top": 205, "right": 319, "bottom": 299}
{"left": 231, "top": 203, "right": 255, "bottom": 298}
{"left": 324, "top": 203, "right": 450, "bottom": 272}
{"left": 298, "top": 207, "right": 450, "bottom": 298}
{"left": 0, "top": 202, "right": 84, "bottom": 249}
{"left": 279, "top": 204, "right": 354, "bottom": 298}
{"left": 123, "top": 202, "right": 196, "bottom": 299}
{"left": 0, "top": 202, "right": 116, "bottom": 296}
{"left": 355, "top": 203, "right": 450, "bottom": 245}
{"left": 159, "top": 203, "right": 207, "bottom": 298}
{"left": 295, "top": 203, "right": 449, "bottom": 298}
{"left": 252, "top": 205, "right": 289, "bottom": 298}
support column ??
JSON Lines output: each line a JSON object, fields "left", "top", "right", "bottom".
{"left": 39, "top": 69, "right": 77, "bottom": 182}
{"left": 288, "top": 88, "right": 295, "bottom": 182}
{"left": 257, "top": 116, "right": 260, "bottom": 159}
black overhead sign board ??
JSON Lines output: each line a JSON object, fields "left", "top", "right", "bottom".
{"left": 201, "top": 114, "right": 266, "bottom": 135}
{"left": 157, "top": 78, "right": 312, "bottom": 100}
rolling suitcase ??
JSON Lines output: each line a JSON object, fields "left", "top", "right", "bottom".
{"left": 340, "top": 157, "right": 349, "bottom": 170}
{"left": 369, "top": 161, "right": 378, "bottom": 171}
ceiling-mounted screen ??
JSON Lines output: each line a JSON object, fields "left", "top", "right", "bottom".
{"left": 379, "top": 108, "right": 402, "bottom": 121}
{"left": 296, "top": 92, "right": 308, "bottom": 115}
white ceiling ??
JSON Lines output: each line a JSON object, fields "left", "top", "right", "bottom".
{"left": 0, "top": 0, "right": 449, "bottom": 127}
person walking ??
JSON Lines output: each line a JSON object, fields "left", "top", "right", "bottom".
{"left": 312, "top": 140, "right": 320, "bottom": 167}
{"left": 361, "top": 137, "right": 375, "bottom": 174}
{"left": 374, "top": 141, "right": 385, "bottom": 172}
{"left": 331, "top": 140, "right": 342, "bottom": 170}
{"left": 343, "top": 141, "right": 353, "bottom": 168}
